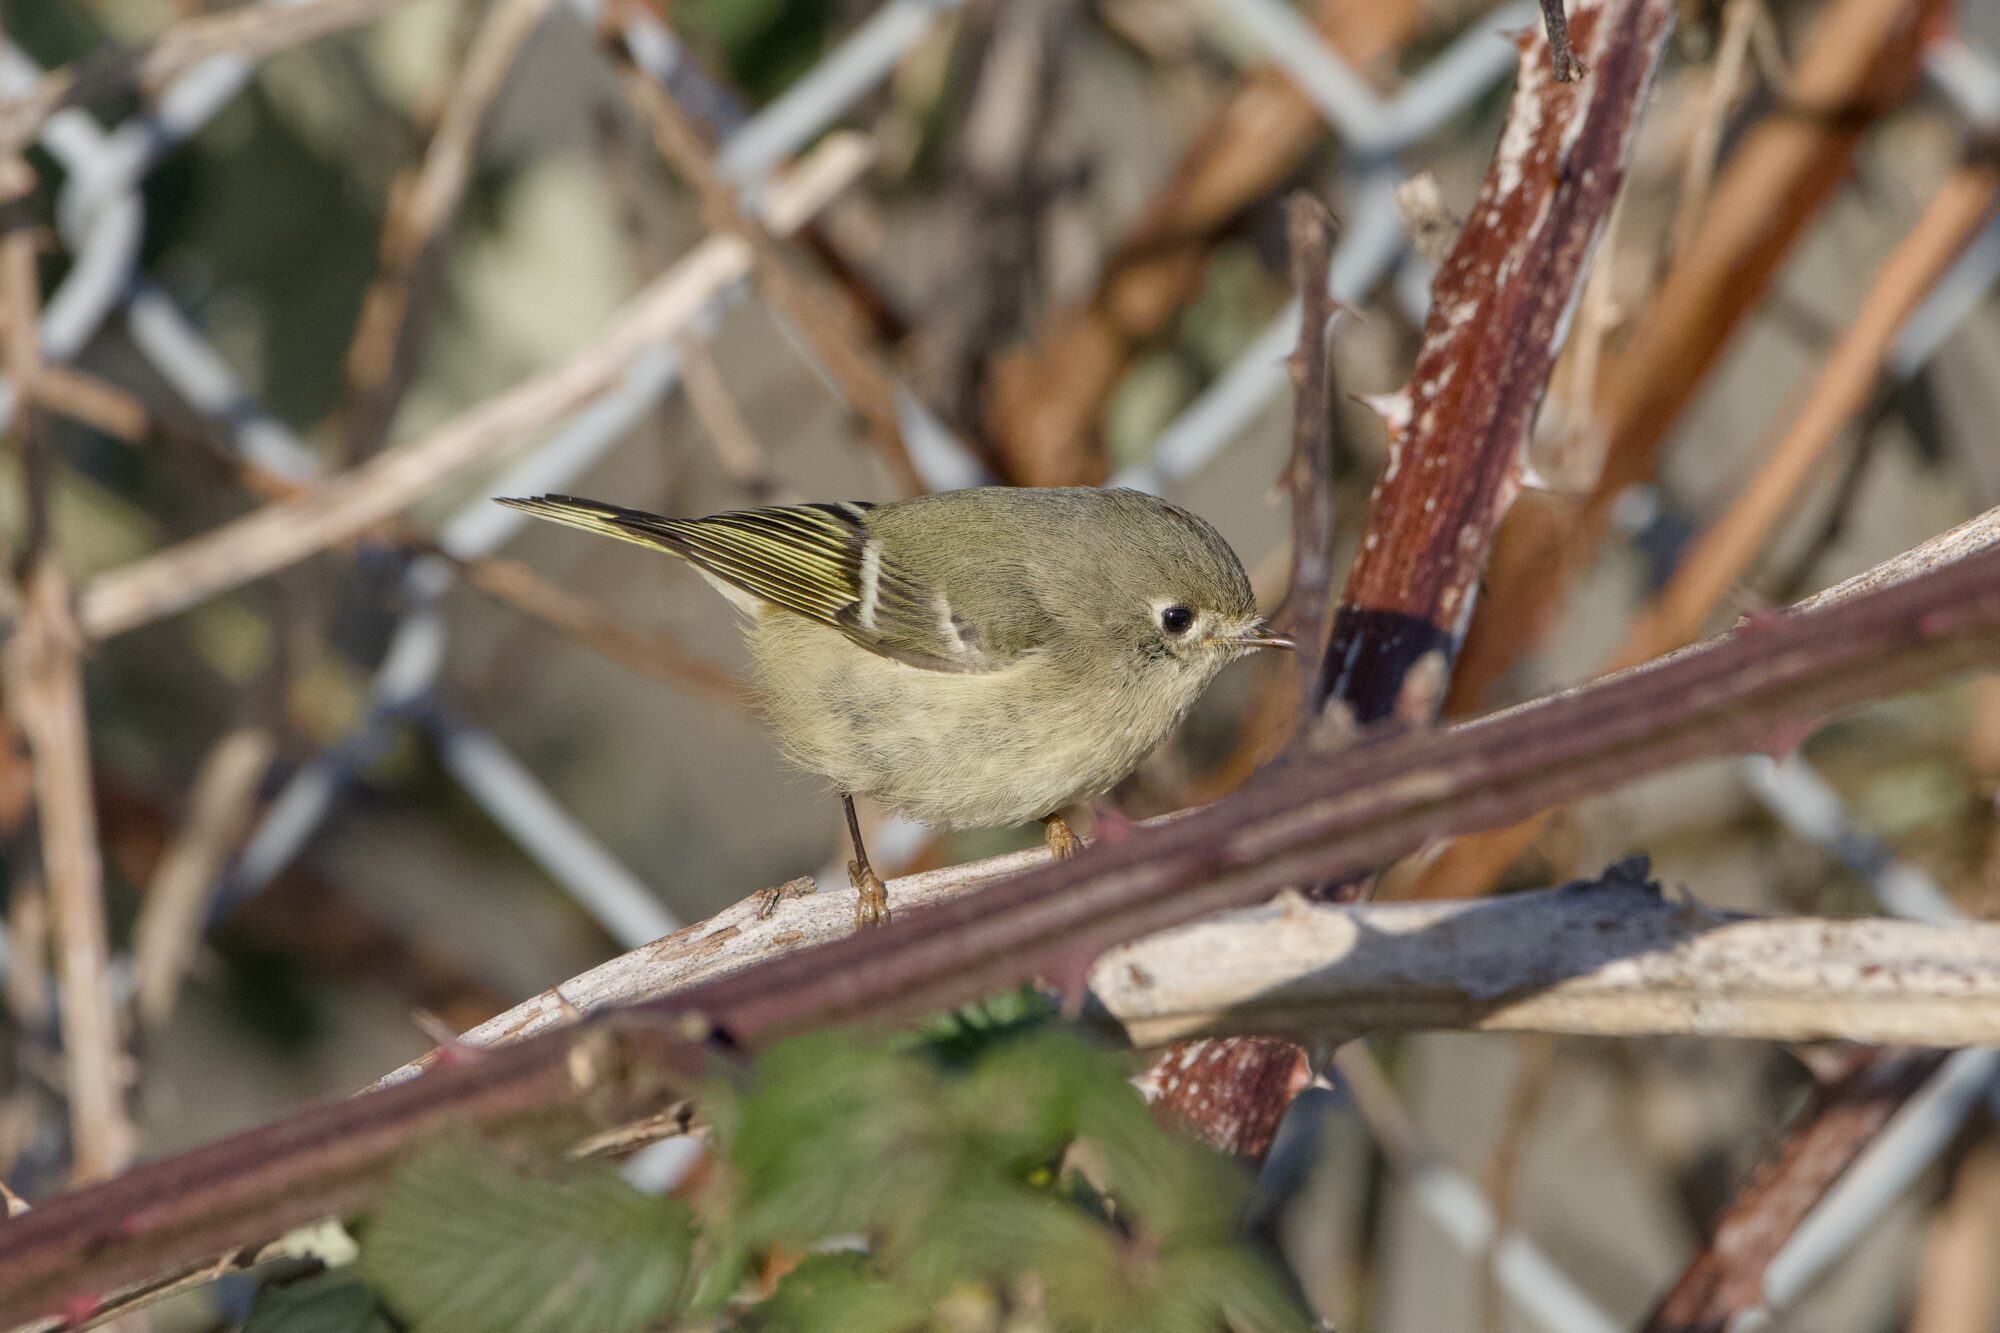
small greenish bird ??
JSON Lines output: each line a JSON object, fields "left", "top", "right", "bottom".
{"left": 497, "top": 486, "right": 1289, "bottom": 924}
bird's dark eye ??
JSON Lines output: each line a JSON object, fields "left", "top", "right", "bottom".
{"left": 1159, "top": 605, "right": 1195, "bottom": 635}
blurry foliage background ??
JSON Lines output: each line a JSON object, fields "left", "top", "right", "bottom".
{"left": 5, "top": 0, "right": 2000, "bottom": 1328}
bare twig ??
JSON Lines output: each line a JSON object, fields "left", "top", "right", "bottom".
{"left": 981, "top": 0, "right": 1429, "bottom": 486}
{"left": 1626, "top": 159, "right": 2000, "bottom": 661}
{"left": 673, "top": 335, "right": 791, "bottom": 502}
{"left": 5, "top": 565, "right": 133, "bottom": 1185}
{"left": 1640, "top": 1050, "right": 1951, "bottom": 1331}
{"left": 1539, "top": 0, "right": 1588, "bottom": 82}
{"left": 455, "top": 554, "right": 754, "bottom": 712}
{"left": 0, "top": 154, "right": 134, "bottom": 1184}
{"left": 0, "top": 0, "right": 419, "bottom": 155}
{"left": 393, "top": 870, "right": 2000, "bottom": 1067}
{"left": 20, "top": 366, "right": 149, "bottom": 444}
{"left": 8, "top": 527, "right": 2000, "bottom": 1322}
{"left": 1095, "top": 878, "right": 2000, "bottom": 1047}
{"left": 337, "top": 0, "right": 555, "bottom": 462}
{"left": 1274, "top": 195, "right": 1340, "bottom": 700}
{"left": 604, "top": 31, "right": 924, "bottom": 493}
{"left": 1482, "top": 1035, "right": 1558, "bottom": 1333}
{"left": 1671, "top": 0, "right": 1759, "bottom": 258}
{"left": 6, "top": 877, "right": 50, "bottom": 1035}
{"left": 131, "top": 726, "right": 275, "bottom": 1031}
{"left": 1908, "top": 1140, "right": 2000, "bottom": 1333}
{"left": 74, "top": 133, "right": 874, "bottom": 641}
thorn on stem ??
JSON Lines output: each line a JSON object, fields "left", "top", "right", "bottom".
{"left": 1040, "top": 945, "right": 1099, "bottom": 1019}
{"left": 412, "top": 1009, "right": 479, "bottom": 1065}
{"left": 752, "top": 874, "right": 816, "bottom": 920}
{"left": 1088, "top": 803, "right": 1138, "bottom": 846}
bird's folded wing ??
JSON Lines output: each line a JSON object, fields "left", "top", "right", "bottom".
{"left": 497, "top": 495, "right": 1006, "bottom": 672}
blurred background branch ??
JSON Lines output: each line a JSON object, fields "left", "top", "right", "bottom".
{"left": 2, "top": 0, "right": 2000, "bottom": 1327}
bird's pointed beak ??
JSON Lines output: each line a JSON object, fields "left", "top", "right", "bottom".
{"left": 1211, "top": 620, "right": 1294, "bottom": 651}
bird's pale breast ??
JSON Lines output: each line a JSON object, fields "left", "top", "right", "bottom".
{"left": 749, "top": 612, "right": 1212, "bottom": 829}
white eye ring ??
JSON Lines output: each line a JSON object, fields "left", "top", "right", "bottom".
{"left": 1159, "top": 605, "right": 1195, "bottom": 635}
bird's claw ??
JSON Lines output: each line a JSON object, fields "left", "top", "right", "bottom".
{"left": 849, "top": 859, "right": 890, "bottom": 928}
{"left": 1044, "top": 814, "right": 1084, "bottom": 860}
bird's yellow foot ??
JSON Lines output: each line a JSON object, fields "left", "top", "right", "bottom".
{"left": 850, "top": 859, "right": 890, "bottom": 928}
{"left": 1043, "top": 813, "right": 1084, "bottom": 860}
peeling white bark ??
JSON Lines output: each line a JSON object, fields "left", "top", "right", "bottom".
{"left": 381, "top": 865, "right": 2000, "bottom": 1088}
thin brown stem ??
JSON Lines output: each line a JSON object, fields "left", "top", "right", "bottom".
{"left": 337, "top": 0, "right": 555, "bottom": 462}
{"left": 456, "top": 553, "right": 755, "bottom": 712}
{"left": 1274, "top": 195, "right": 1339, "bottom": 706}
{"left": 0, "top": 0, "right": 419, "bottom": 155}
{"left": 605, "top": 31, "right": 924, "bottom": 493}
{"left": 0, "top": 154, "right": 134, "bottom": 1184}
{"left": 131, "top": 727, "right": 276, "bottom": 1032}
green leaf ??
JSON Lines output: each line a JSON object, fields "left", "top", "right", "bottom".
{"left": 358, "top": 1141, "right": 692, "bottom": 1333}
{"left": 243, "top": 1272, "right": 396, "bottom": 1333}
{"left": 914, "top": 985, "right": 1055, "bottom": 1067}
{"left": 749, "top": 1251, "right": 932, "bottom": 1332}
{"left": 718, "top": 1034, "right": 940, "bottom": 1247}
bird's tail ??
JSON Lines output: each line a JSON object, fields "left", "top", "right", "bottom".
{"left": 499, "top": 493, "right": 880, "bottom": 627}
{"left": 495, "top": 494, "right": 697, "bottom": 561}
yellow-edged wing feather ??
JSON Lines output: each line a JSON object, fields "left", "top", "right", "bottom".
{"left": 497, "top": 494, "right": 971, "bottom": 670}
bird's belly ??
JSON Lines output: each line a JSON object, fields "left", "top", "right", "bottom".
{"left": 750, "top": 619, "right": 1180, "bottom": 830}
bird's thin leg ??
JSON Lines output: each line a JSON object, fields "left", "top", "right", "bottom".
{"left": 1042, "top": 811, "right": 1084, "bottom": 860}
{"left": 844, "top": 794, "right": 890, "bottom": 927}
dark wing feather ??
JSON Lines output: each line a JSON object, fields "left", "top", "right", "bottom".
{"left": 496, "top": 495, "right": 993, "bottom": 672}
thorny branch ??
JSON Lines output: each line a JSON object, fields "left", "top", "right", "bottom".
{"left": 1147, "top": 0, "right": 1676, "bottom": 1159}
{"left": 1447, "top": 0, "right": 1944, "bottom": 716}
{"left": 1321, "top": 0, "right": 1673, "bottom": 727}
{"left": 1422, "top": 144, "right": 2000, "bottom": 898}
{"left": 6, "top": 527, "right": 2000, "bottom": 1321}
{"left": 0, "top": 1016, "right": 714, "bottom": 1325}
{"left": 454, "top": 553, "right": 754, "bottom": 712}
